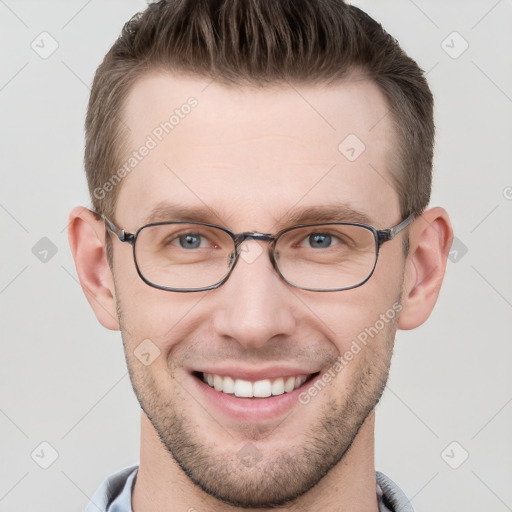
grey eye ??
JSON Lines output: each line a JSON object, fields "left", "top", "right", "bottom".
{"left": 308, "top": 233, "right": 332, "bottom": 248}
{"left": 178, "top": 234, "right": 202, "bottom": 249}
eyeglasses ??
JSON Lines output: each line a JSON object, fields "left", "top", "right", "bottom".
{"left": 102, "top": 214, "right": 413, "bottom": 292}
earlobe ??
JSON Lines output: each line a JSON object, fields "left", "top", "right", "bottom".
{"left": 398, "top": 207, "right": 453, "bottom": 330}
{"left": 68, "top": 207, "right": 120, "bottom": 331}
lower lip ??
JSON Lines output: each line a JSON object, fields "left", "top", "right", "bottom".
{"left": 189, "top": 372, "right": 321, "bottom": 422}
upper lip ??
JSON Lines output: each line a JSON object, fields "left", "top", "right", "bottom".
{"left": 191, "top": 366, "right": 321, "bottom": 381}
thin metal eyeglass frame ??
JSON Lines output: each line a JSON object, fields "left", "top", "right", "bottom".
{"left": 102, "top": 214, "right": 414, "bottom": 292}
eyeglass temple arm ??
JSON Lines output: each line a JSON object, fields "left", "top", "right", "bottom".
{"left": 377, "top": 214, "right": 414, "bottom": 244}
{"left": 102, "top": 215, "right": 132, "bottom": 243}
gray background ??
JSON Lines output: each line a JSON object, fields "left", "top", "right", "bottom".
{"left": 1, "top": 1, "right": 511, "bottom": 511}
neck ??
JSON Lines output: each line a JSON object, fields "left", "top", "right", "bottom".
{"left": 132, "top": 411, "right": 379, "bottom": 512}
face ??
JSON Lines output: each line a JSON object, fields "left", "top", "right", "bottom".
{"left": 111, "top": 72, "right": 406, "bottom": 507}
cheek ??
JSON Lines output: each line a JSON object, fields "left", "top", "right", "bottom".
{"left": 112, "top": 250, "right": 202, "bottom": 353}
{"left": 303, "top": 277, "right": 401, "bottom": 388}
{"left": 310, "top": 279, "right": 402, "bottom": 350}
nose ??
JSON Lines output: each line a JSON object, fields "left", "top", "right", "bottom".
{"left": 212, "top": 239, "right": 297, "bottom": 350}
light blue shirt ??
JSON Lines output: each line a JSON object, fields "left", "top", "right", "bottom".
{"left": 86, "top": 465, "right": 413, "bottom": 512}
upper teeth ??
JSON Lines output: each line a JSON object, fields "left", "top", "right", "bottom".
{"left": 202, "top": 373, "right": 309, "bottom": 397}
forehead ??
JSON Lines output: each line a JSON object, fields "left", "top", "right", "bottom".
{"left": 116, "top": 72, "right": 400, "bottom": 230}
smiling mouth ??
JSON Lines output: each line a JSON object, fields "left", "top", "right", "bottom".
{"left": 192, "top": 371, "right": 319, "bottom": 398}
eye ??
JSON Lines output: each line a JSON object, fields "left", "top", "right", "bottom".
{"left": 173, "top": 232, "right": 208, "bottom": 249}
{"left": 303, "top": 232, "right": 337, "bottom": 249}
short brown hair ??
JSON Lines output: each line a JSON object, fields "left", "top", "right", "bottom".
{"left": 85, "top": 0, "right": 434, "bottom": 222}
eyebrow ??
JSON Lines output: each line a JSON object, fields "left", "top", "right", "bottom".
{"left": 278, "top": 204, "right": 373, "bottom": 227}
{"left": 141, "top": 201, "right": 374, "bottom": 230}
{"left": 142, "top": 202, "right": 231, "bottom": 226}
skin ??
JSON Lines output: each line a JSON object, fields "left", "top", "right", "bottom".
{"left": 69, "top": 72, "right": 452, "bottom": 511}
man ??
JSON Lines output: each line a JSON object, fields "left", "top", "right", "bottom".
{"left": 68, "top": 0, "right": 452, "bottom": 510}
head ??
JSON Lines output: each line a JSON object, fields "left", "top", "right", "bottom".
{"left": 69, "top": 0, "right": 452, "bottom": 508}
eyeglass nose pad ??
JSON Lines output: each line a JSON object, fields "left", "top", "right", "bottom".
{"left": 227, "top": 249, "right": 237, "bottom": 268}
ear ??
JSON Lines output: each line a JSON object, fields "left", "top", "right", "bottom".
{"left": 398, "top": 207, "right": 453, "bottom": 330}
{"left": 68, "top": 207, "right": 120, "bottom": 330}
